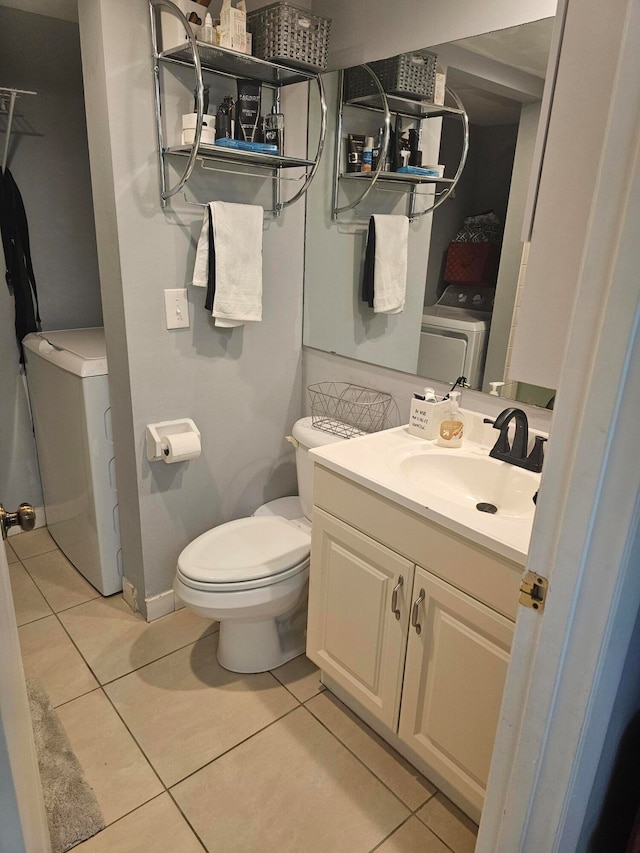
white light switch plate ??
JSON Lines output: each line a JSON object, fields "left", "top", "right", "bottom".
{"left": 164, "top": 288, "right": 190, "bottom": 329}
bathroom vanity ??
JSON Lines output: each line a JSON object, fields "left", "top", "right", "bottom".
{"left": 306, "top": 419, "right": 539, "bottom": 822}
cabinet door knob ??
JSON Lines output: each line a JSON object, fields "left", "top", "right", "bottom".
{"left": 411, "top": 588, "right": 426, "bottom": 634}
{"left": 391, "top": 575, "right": 404, "bottom": 620}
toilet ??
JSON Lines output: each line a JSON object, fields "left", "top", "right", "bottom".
{"left": 174, "top": 417, "right": 343, "bottom": 673}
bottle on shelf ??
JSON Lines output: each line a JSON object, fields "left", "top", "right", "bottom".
{"left": 201, "top": 12, "right": 215, "bottom": 45}
{"left": 215, "top": 96, "right": 235, "bottom": 140}
{"left": 434, "top": 64, "right": 446, "bottom": 106}
{"left": 408, "top": 128, "right": 422, "bottom": 166}
{"left": 362, "top": 136, "right": 374, "bottom": 173}
{"left": 264, "top": 104, "right": 285, "bottom": 154}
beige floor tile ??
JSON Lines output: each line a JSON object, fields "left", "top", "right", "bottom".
{"left": 9, "top": 528, "right": 57, "bottom": 560}
{"left": 4, "top": 540, "right": 19, "bottom": 563}
{"left": 59, "top": 595, "right": 217, "bottom": 684}
{"left": 307, "top": 691, "right": 435, "bottom": 810}
{"left": 271, "top": 653, "right": 325, "bottom": 702}
{"left": 375, "top": 817, "right": 451, "bottom": 853}
{"left": 417, "top": 793, "right": 478, "bottom": 853}
{"left": 56, "top": 690, "right": 163, "bottom": 826}
{"left": 9, "top": 562, "right": 52, "bottom": 626}
{"left": 74, "top": 794, "right": 204, "bottom": 852}
{"left": 18, "top": 615, "right": 98, "bottom": 707}
{"left": 105, "top": 633, "right": 298, "bottom": 787}
{"left": 22, "top": 549, "right": 100, "bottom": 612}
{"left": 172, "top": 706, "right": 409, "bottom": 853}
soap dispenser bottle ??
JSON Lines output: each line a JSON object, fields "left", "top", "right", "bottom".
{"left": 436, "top": 390, "right": 465, "bottom": 448}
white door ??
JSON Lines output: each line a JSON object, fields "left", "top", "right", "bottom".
{"left": 479, "top": 0, "right": 640, "bottom": 848}
{"left": 0, "top": 507, "right": 51, "bottom": 853}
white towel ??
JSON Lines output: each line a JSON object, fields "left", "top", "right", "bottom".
{"left": 212, "top": 201, "right": 263, "bottom": 326}
{"left": 191, "top": 201, "right": 263, "bottom": 327}
{"left": 369, "top": 214, "right": 409, "bottom": 314}
{"left": 192, "top": 209, "right": 210, "bottom": 289}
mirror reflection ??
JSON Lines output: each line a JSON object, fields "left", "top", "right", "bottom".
{"left": 303, "top": 17, "right": 556, "bottom": 408}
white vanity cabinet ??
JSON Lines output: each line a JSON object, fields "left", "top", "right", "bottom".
{"left": 398, "top": 567, "right": 513, "bottom": 812}
{"left": 306, "top": 465, "right": 521, "bottom": 819}
{"left": 308, "top": 508, "right": 415, "bottom": 729}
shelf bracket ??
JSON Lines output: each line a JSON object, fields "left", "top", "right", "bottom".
{"left": 150, "top": 0, "right": 205, "bottom": 208}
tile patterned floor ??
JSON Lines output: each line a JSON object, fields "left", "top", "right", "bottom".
{"left": 5, "top": 530, "right": 479, "bottom": 852}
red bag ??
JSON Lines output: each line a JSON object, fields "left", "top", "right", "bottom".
{"left": 444, "top": 242, "right": 499, "bottom": 285}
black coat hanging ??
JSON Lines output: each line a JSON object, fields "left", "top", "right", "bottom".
{"left": 0, "top": 166, "right": 41, "bottom": 362}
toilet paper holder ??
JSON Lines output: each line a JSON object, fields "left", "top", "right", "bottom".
{"left": 146, "top": 419, "right": 201, "bottom": 463}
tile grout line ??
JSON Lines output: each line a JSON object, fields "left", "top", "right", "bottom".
{"left": 298, "top": 696, "right": 464, "bottom": 852}
{"left": 16, "top": 550, "right": 101, "bottom": 617}
{"left": 95, "top": 682, "right": 169, "bottom": 804}
{"left": 164, "top": 788, "right": 211, "bottom": 852}
{"left": 301, "top": 690, "right": 437, "bottom": 812}
{"left": 166, "top": 704, "right": 303, "bottom": 791}
{"left": 94, "top": 625, "right": 219, "bottom": 688}
{"left": 367, "top": 813, "right": 416, "bottom": 852}
{"left": 298, "top": 702, "right": 424, "bottom": 816}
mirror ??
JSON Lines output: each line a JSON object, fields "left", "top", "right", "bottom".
{"left": 303, "top": 17, "right": 556, "bottom": 408}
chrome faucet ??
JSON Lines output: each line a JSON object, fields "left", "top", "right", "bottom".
{"left": 489, "top": 407, "right": 546, "bottom": 473}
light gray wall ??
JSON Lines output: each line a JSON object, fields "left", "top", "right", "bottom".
{"left": 484, "top": 102, "right": 541, "bottom": 392}
{"left": 312, "top": 0, "right": 558, "bottom": 70}
{"left": 510, "top": 0, "right": 628, "bottom": 389}
{"left": 78, "top": 0, "right": 305, "bottom": 608}
{"left": 0, "top": 8, "right": 102, "bottom": 509}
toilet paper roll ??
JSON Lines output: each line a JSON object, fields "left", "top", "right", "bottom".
{"left": 162, "top": 432, "right": 201, "bottom": 463}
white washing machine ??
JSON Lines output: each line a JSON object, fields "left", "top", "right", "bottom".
{"left": 23, "top": 328, "right": 122, "bottom": 595}
{"left": 417, "top": 285, "right": 494, "bottom": 390}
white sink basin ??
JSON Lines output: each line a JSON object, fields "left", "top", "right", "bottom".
{"left": 395, "top": 451, "right": 539, "bottom": 518}
{"left": 309, "top": 420, "right": 547, "bottom": 563}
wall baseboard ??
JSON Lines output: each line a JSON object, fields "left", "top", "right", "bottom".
{"left": 145, "top": 589, "right": 184, "bottom": 622}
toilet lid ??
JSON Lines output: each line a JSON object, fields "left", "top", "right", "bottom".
{"left": 178, "top": 516, "right": 311, "bottom": 584}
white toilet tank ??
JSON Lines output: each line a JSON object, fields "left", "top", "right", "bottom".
{"left": 291, "top": 417, "right": 344, "bottom": 521}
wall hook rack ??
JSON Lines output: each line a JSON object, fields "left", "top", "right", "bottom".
{"left": 0, "top": 86, "right": 37, "bottom": 171}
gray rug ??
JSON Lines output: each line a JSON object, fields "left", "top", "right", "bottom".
{"left": 26, "top": 679, "right": 105, "bottom": 852}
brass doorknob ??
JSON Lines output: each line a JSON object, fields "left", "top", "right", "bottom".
{"left": 0, "top": 503, "right": 36, "bottom": 540}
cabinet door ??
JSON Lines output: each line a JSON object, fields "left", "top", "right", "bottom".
{"left": 399, "top": 567, "right": 514, "bottom": 814}
{"left": 307, "top": 508, "right": 414, "bottom": 729}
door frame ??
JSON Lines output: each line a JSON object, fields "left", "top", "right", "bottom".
{"left": 479, "top": 0, "right": 640, "bottom": 848}
{"left": 1, "top": 536, "right": 51, "bottom": 852}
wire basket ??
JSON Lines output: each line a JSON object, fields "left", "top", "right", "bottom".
{"left": 246, "top": 2, "right": 331, "bottom": 71}
{"left": 308, "top": 383, "right": 394, "bottom": 438}
{"left": 345, "top": 50, "right": 437, "bottom": 101}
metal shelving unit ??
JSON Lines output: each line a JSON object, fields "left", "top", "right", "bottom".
{"left": 149, "top": 0, "right": 327, "bottom": 214}
{"left": 331, "top": 66, "right": 469, "bottom": 222}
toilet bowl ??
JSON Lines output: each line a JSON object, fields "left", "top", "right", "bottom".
{"left": 174, "top": 418, "right": 343, "bottom": 673}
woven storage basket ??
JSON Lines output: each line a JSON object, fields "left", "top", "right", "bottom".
{"left": 246, "top": 2, "right": 331, "bottom": 71}
{"left": 345, "top": 50, "right": 437, "bottom": 101}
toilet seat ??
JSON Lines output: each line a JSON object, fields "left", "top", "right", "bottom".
{"left": 177, "top": 515, "right": 311, "bottom": 592}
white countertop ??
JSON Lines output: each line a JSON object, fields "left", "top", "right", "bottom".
{"left": 310, "top": 424, "right": 541, "bottom": 566}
